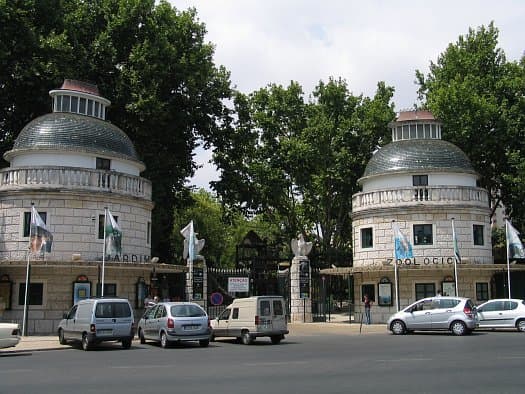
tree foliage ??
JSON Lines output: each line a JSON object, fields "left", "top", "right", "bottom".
{"left": 0, "top": 0, "right": 232, "bottom": 261}
{"left": 172, "top": 189, "right": 281, "bottom": 267}
{"left": 416, "top": 22, "right": 525, "bottom": 230}
{"left": 210, "top": 78, "right": 395, "bottom": 265}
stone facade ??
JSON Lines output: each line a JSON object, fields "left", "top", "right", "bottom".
{"left": 0, "top": 261, "right": 186, "bottom": 334}
{"left": 0, "top": 191, "right": 153, "bottom": 262}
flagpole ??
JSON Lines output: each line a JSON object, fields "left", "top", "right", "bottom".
{"left": 505, "top": 220, "right": 512, "bottom": 299}
{"left": 451, "top": 218, "right": 459, "bottom": 297}
{"left": 102, "top": 207, "right": 107, "bottom": 297}
{"left": 392, "top": 220, "right": 399, "bottom": 312}
{"left": 22, "top": 203, "right": 35, "bottom": 336}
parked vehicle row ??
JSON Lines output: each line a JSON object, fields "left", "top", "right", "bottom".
{"left": 387, "top": 296, "right": 525, "bottom": 336}
{"left": 56, "top": 295, "right": 288, "bottom": 350}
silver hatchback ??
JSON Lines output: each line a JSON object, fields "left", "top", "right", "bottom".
{"left": 387, "top": 296, "right": 478, "bottom": 336}
{"left": 476, "top": 298, "right": 525, "bottom": 332}
{"left": 138, "top": 302, "right": 211, "bottom": 348}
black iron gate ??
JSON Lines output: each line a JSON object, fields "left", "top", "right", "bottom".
{"left": 206, "top": 266, "right": 291, "bottom": 319}
{"left": 311, "top": 271, "right": 354, "bottom": 322}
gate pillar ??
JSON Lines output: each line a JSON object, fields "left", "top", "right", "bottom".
{"left": 290, "top": 256, "right": 312, "bottom": 322}
{"left": 186, "top": 256, "right": 207, "bottom": 308}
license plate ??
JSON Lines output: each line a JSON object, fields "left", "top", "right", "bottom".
{"left": 183, "top": 325, "right": 200, "bottom": 330}
{"left": 98, "top": 329, "right": 113, "bottom": 335}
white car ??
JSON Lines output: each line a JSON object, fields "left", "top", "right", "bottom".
{"left": 476, "top": 299, "right": 525, "bottom": 332}
{"left": 0, "top": 322, "right": 21, "bottom": 349}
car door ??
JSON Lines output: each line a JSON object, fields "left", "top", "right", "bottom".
{"left": 259, "top": 299, "right": 272, "bottom": 333}
{"left": 404, "top": 300, "right": 433, "bottom": 330}
{"left": 272, "top": 299, "right": 286, "bottom": 332}
{"left": 213, "top": 308, "right": 231, "bottom": 337}
{"left": 153, "top": 305, "right": 167, "bottom": 340}
{"left": 143, "top": 305, "right": 158, "bottom": 338}
{"left": 430, "top": 299, "right": 457, "bottom": 329}
{"left": 477, "top": 301, "right": 504, "bottom": 328}
{"left": 62, "top": 305, "right": 78, "bottom": 340}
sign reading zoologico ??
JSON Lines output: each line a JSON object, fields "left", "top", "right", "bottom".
{"left": 385, "top": 257, "right": 462, "bottom": 266}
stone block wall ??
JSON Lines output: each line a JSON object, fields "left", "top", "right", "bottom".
{"left": 0, "top": 191, "right": 153, "bottom": 263}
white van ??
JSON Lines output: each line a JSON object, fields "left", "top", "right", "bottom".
{"left": 57, "top": 298, "right": 135, "bottom": 350}
{"left": 210, "top": 296, "right": 288, "bottom": 345}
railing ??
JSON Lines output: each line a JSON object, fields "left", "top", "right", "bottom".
{"left": 0, "top": 166, "right": 152, "bottom": 199}
{"left": 352, "top": 186, "right": 489, "bottom": 212}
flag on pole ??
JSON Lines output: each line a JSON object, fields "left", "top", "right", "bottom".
{"left": 392, "top": 222, "right": 413, "bottom": 260}
{"left": 506, "top": 220, "right": 525, "bottom": 259}
{"left": 452, "top": 219, "right": 461, "bottom": 263}
{"left": 105, "top": 209, "right": 122, "bottom": 256}
{"left": 30, "top": 205, "right": 53, "bottom": 254}
{"left": 180, "top": 220, "right": 195, "bottom": 262}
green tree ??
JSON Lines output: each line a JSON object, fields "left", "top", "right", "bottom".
{"left": 172, "top": 189, "right": 281, "bottom": 267}
{"left": 0, "top": 0, "right": 232, "bottom": 261}
{"left": 211, "top": 78, "right": 395, "bottom": 265}
{"left": 416, "top": 22, "right": 525, "bottom": 229}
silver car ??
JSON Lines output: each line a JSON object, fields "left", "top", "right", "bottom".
{"left": 137, "top": 302, "right": 211, "bottom": 348}
{"left": 387, "top": 296, "right": 478, "bottom": 336}
{"left": 476, "top": 298, "right": 525, "bottom": 332}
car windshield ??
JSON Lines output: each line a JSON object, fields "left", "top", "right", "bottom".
{"left": 95, "top": 302, "right": 131, "bottom": 318}
{"left": 171, "top": 304, "right": 206, "bottom": 318}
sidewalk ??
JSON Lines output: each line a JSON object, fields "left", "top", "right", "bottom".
{"left": 2, "top": 320, "right": 387, "bottom": 354}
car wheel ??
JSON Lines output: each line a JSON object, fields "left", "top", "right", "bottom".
{"left": 122, "top": 338, "right": 132, "bottom": 349}
{"left": 270, "top": 335, "right": 282, "bottom": 344}
{"left": 199, "top": 339, "right": 210, "bottom": 347}
{"left": 210, "top": 334, "right": 216, "bottom": 342}
{"left": 160, "top": 332, "right": 170, "bottom": 348}
{"left": 390, "top": 320, "right": 406, "bottom": 335}
{"left": 241, "top": 331, "right": 252, "bottom": 345}
{"left": 81, "top": 333, "right": 91, "bottom": 351}
{"left": 139, "top": 329, "right": 146, "bottom": 344}
{"left": 58, "top": 329, "right": 66, "bottom": 345}
{"left": 516, "top": 319, "right": 525, "bottom": 332}
{"left": 451, "top": 320, "right": 467, "bottom": 336}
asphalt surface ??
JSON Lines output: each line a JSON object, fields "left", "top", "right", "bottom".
{"left": 2, "top": 321, "right": 386, "bottom": 353}
{"left": 2, "top": 325, "right": 524, "bottom": 394}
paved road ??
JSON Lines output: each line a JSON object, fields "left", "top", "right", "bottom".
{"left": 1, "top": 329, "right": 524, "bottom": 394}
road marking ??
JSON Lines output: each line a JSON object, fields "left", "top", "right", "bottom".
{"left": 376, "top": 358, "right": 433, "bottom": 362}
{"left": 243, "top": 361, "right": 309, "bottom": 367}
{"left": 110, "top": 365, "right": 172, "bottom": 369}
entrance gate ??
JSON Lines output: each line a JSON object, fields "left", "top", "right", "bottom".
{"left": 206, "top": 266, "right": 290, "bottom": 318}
{"left": 311, "top": 270, "right": 354, "bottom": 322}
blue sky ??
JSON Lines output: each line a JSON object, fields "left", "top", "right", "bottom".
{"left": 169, "top": 0, "right": 525, "bottom": 190}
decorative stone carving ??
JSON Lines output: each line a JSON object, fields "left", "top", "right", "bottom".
{"left": 291, "top": 234, "right": 312, "bottom": 258}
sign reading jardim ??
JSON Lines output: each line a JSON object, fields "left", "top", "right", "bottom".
{"left": 228, "top": 277, "right": 249, "bottom": 293}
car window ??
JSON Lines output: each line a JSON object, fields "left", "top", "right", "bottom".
{"left": 505, "top": 301, "right": 518, "bottom": 310}
{"left": 273, "top": 300, "right": 284, "bottom": 316}
{"left": 261, "top": 300, "right": 271, "bottom": 316}
{"left": 95, "top": 302, "right": 131, "bottom": 318}
{"left": 218, "top": 309, "right": 231, "bottom": 320}
{"left": 155, "top": 306, "right": 166, "bottom": 318}
{"left": 479, "top": 301, "right": 498, "bottom": 312}
{"left": 145, "top": 305, "right": 157, "bottom": 318}
{"left": 438, "top": 299, "right": 461, "bottom": 309}
{"left": 67, "top": 305, "right": 78, "bottom": 319}
{"left": 232, "top": 308, "right": 239, "bottom": 319}
{"left": 171, "top": 304, "right": 206, "bottom": 317}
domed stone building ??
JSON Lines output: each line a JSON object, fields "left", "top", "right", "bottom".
{"left": 323, "top": 110, "right": 525, "bottom": 323}
{"left": 0, "top": 80, "right": 185, "bottom": 334}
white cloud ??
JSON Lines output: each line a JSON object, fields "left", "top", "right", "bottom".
{"left": 171, "top": 0, "right": 525, "bottom": 190}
